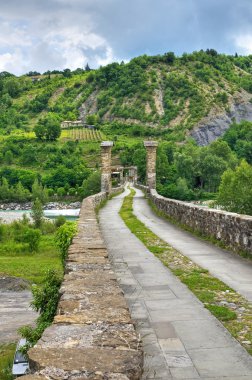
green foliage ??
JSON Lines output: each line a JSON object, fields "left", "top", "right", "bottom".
{"left": 31, "top": 269, "right": 62, "bottom": 322}
{"left": 31, "top": 198, "right": 44, "bottom": 227}
{"left": 55, "top": 221, "right": 77, "bottom": 263}
{"left": 14, "top": 224, "right": 41, "bottom": 252}
{"left": 80, "top": 171, "right": 101, "bottom": 198}
{"left": 0, "top": 52, "right": 251, "bottom": 205}
{"left": 223, "top": 121, "right": 252, "bottom": 164}
{"left": 54, "top": 215, "right": 67, "bottom": 228}
{"left": 0, "top": 343, "right": 16, "bottom": 380}
{"left": 216, "top": 160, "right": 252, "bottom": 215}
{"left": 206, "top": 305, "right": 237, "bottom": 321}
{"left": 19, "top": 269, "right": 62, "bottom": 350}
{"left": 34, "top": 113, "right": 61, "bottom": 141}
{"left": 32, "top": 178, "right": 48, "bottom": 204}
{"left": 0, "top": 220, "right": 62, "bottom": 284}
{"left": 86, "top": 114, "right": 100, "bottom": 125}
{"left": 22, "top": 228, "right": 41, "bottom": 252}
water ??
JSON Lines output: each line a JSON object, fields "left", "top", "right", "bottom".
{"left": 0, "top": 209, "right": 80, "bottom": 223}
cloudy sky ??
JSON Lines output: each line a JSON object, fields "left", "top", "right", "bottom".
{"left": 1, "top": 0, "right": 252, "bottom": 75}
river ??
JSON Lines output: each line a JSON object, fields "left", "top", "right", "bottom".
{"left": 0, "top": 209, "right": 80, "bottom": 223}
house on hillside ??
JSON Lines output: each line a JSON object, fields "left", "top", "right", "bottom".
{"left": 61, "top": 120, "right": 84, "bottom": 129}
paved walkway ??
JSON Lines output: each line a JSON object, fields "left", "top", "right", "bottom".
{"left": 133, "top": 187, "right": 252, "bottom": 302}
{"left": 99, "top": 190, "right": 252, "bottom": 380}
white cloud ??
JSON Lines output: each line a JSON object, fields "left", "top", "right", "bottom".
{"left": 0, "top": 49, "right": 28, "bottom": 73}
{"left": 234, "top": 34, "right": 252, "bottom": 54}
{"left": 1, "top": 0, "right": 252, "bottom": 74}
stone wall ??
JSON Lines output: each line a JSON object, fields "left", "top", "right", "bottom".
{"left": 137, "top": 185, "right": 252, "bottom": 256}
{"left": 21, "top": 191, "right": 143, "bottom": 380}
{"left": 110, "top": 185, "right": 125, "bottom": 195}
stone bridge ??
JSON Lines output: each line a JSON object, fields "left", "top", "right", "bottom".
{"left": 21, "top": 141, "right": 252, "bottom": 380}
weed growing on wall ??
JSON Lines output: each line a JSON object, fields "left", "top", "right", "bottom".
{"left": 55, "top": 221, "right": 77, "bottom": 263}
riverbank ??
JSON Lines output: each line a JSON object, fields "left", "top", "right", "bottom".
{"left": 0, "top": 201, "right": 81, "bottom": 211}
{"left": 0, "top": 209, "right": 80, "bottom": 223}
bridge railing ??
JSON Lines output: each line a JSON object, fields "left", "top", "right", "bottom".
{"left": 136, "top": 184, "right": 252, "bottom": 256}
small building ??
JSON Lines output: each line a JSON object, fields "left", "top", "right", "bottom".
{"left": 61, "top": 120, "right": 84, "bottom": 129}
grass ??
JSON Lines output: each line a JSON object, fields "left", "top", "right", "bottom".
{"left": 0, "top": 231, "right": 62, "bottom": 285}
{"left": 0, "top": 343, "right": 15, "bottom": 380}
{"left": 119, "top": 188, "right": 252, "bottom": 355}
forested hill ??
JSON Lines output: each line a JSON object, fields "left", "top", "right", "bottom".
{"left": 1, "top": 50, "right": 252, "bottom": 145}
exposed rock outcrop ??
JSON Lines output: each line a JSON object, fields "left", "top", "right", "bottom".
{"left": 191, "top": 91, "right": 252, "bottom": 146}
{"left": 79, "top": 90, "right": 98, "bottom": 122}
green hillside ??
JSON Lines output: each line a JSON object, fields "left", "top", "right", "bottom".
{"left": 1, "top": 50, "right": 252, "bottom": 137}
{"left": 0, "top": 50, "right": 251, "bottom": 213}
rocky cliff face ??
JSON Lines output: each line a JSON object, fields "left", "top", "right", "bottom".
{"left": 191, "top": 91, "right": 252, "bottom": 146}
{"left": 79, "top": 90, "right": 98, "bottom": 122}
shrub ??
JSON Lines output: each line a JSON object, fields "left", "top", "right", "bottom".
{"left": 40, "top": 220, "right": 56, "bottom": 234}
{"left": 54, "top": 215, "right": 67, "bottom": 228}
{"left": 22, "top": 228, "right": 41, "bottom": 252}
{"left": 57, "top": 187, "right": 66, "bottom": 197}
{"left": 19, "top": 269, "right": 62, "bottom": 350}
{"left": 31, "top": 198, "right": 44, "bottom": 228}
{"left": 55, "top": 221, "right": 77, "bottom": 263}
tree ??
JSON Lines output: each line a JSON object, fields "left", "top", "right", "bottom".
{"left": 15, "top": 181, "right": 30, "bottom": 202}
{"left": 0, "top": 178, "right": 11, "bottom": 201}
{"left": 62, "top": 69, "right": 72, "bottom": 78}
{"left": 31, "top": 198, "right": 44, "bottom": 228}
{"left": 164, "top": 52, "right": 175, "bottom": 64}
{"left": 4, "top": 150, "right": 13, "bottom": 164}
{"left": 86, "top": 114, "right": 99, "bottom": 125}
{"left": 32, "top": 179, "right": 48, "bottom": 204}
{"left": 21, "top": 145, "right": 37, "bottom": 165}
{"left": 85, "top": 63, "right": 91, "bottom": 71}
{"left": 4, "top": 78, "right": 21, "bottom": 97}
{"left": 216, "top": 160, "right": 252, "bottom": 215}
{"left": 80, "top": 171, "right": 101, "bottom": 198}
{"left": 34, "top": 113, "right": 61, "bottom": 141}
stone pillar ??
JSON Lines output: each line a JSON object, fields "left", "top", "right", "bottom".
{"left": 100, "top": 141, "right": 113, "bottom": 193}
{"left": 120, "top": 170, "right": 124, "bottom": 184}
{"left": 133, "top": 167, "right": 138, "bottom": 184}
{"left": 144, "top": 141, "right": 158, "bottom": 189}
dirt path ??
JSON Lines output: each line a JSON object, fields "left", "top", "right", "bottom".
{"left": 0, "top": 277, "right": 37, "bottom": 343}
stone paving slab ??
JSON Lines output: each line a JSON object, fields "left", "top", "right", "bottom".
{"left": 99, "top": 189, "right": 252, "bottom": 380}
{"left": 133, "top": 187, "right": 252, "bottom": 302}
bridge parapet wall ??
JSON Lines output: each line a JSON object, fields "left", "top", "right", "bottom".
{"left": 21, "top": 191, "right": 143, "bottom": 380}
{"left": 110, "top": 185, "right": 125, "bottom": 195}
{"left": 150, "top": 189, "right": 252, "bottom": 255}
{"left": 137, "top": 185, "right": 252, "bottom": 256}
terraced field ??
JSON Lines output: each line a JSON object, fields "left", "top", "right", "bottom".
{"left": 61, "top": 128, "right": 104, "bottom": 141}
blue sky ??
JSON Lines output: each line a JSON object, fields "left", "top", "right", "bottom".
{"left": 1, "top": 0, "right": 252, "bottom": 75}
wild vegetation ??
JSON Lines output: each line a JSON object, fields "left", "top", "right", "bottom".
{"left": 0, "top": 50, "right": 251, "bottom": 213}
{"left": 0, "top": 51, "right": 251, "bottom": 376}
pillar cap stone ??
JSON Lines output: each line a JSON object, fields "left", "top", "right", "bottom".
{"left": 144, "top": 141, "right": 158, "bottom": 147}
{"left": 101, "top": 141, "right": 113, "bottom": 147}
